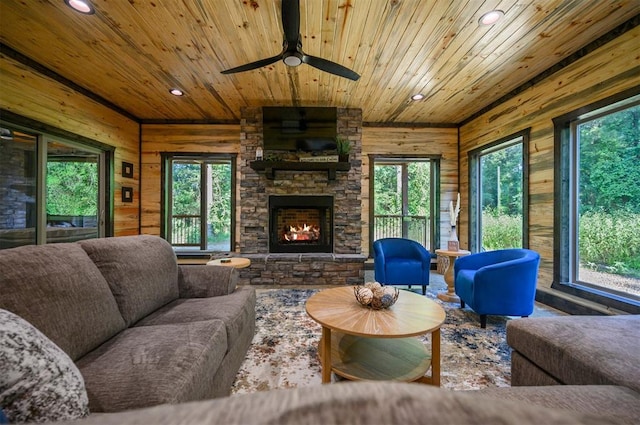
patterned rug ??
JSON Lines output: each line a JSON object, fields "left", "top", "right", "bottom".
{"left": 231, "top": 286, "right": 531, "bottom": 394}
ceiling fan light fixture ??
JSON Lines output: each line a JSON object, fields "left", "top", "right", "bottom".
{"left": 411, "top": 94, "right": 425, "bottom": 101}
{"left": 479, "top": 10, "right": 504, "bottom": 26}
{"left": 283, "top": 52, "right": 303, "bottom": 67}
{"left": 64, "top": 0, "right": 95, "bottom": 15}
{"left": 169, "top": 88, "right": 184, "bottom": 96}
{"left": 1, "top": 128, "right": 14, "bottom": 140}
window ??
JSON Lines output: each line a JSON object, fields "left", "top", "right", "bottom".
{"left": 163, "top": 153, "right": 236, "bottom": 252}
{"left": 369, "top": 156, "right": 439, "bottom": 253}
{"left": 468, "top": 130, "right": 529, "bottom": 252}
{"left": 0, "top": 123, "right": 111, "bottom": 249}
{"left": 554, "top": 89, "right": 640, "bottom": 309}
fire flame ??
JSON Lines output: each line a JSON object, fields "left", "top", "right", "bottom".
{"left": 283, "top": 223, "right": 319, "bottom": 242}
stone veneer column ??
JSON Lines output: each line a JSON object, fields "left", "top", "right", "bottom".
{"left": 239, "top": 107, "right": 362, "bottom": 254}
{"left": 235, "top": 106, "right": 365, "bottom": 286}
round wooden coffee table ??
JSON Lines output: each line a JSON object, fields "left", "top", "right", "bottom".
{"left": 305, "top": 286, "right": 446, "bottom": 386}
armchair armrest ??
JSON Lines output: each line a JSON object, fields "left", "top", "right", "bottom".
{"left": 455, "top": 251, "right": 501, "bottom": 272}
{"left": 177, "top": 265, "right": 238, "bottom": 298}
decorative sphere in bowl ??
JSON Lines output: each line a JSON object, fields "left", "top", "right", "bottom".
{"left": 354, "top": 282, "right": 399, "bottom": 309}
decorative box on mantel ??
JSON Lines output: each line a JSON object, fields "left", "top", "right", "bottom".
{"left": 249, "top": 160, "right": 351, "bottom": 180}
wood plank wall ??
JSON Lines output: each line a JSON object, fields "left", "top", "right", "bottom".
{"left": 361, "top": 126, "right": 459, "bottom": 256}
{"left": 139, "top": 124, "right": 241, "bottom": 237}
{"left": 140, "top": 123, "right": 458, "bottom": 257}
{"left": 3, "top": 25, "right": 636, "bottom": 270}
{"left": 459, "top": 26, "right": 640, "bottom": 290}
{"left": 0, "top": 54, "right": 140, "bottom": 236}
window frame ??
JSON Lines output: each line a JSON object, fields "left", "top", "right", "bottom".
{"left": 552, "top": 86, "right": 640, "bottom": 313}
{"left": 161, "top": 152, "right": 237, "bottom": 253}
{"left": 1, "top": 112, "right": 113, "bottom": 247}
{"left": 368, "top": 154, "right": 441, "bottom": 256}
{"left": 467, "top": 129, "right": 530, "bottom": 253}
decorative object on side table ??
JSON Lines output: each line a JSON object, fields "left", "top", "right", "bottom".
{"left": 448, "top": 192, "right": 461, "bottom": 251}
{"left": 354, "top": 281, "right": 399, "bottom": 309}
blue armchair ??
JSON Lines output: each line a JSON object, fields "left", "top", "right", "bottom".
{"left": 454, "top": 249, "right": 540, "bottom": 328}
{"left": 373, "top": 238, "right": 432, "bottom": 295}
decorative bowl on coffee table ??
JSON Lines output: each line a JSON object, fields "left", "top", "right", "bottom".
{"left": 354, "top": 281, "right": 399, "bottom": 309}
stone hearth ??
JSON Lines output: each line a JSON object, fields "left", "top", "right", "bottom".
{"left": 237, "top": 107, "right": 365, "bottom": 286}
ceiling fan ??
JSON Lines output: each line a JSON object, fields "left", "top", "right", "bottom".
{"left": 221, "top": 0, "right": 360, "bottom": 81}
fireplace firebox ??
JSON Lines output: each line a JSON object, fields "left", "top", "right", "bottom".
{"left": 269, "top": 195, "right": 333, "bottom": 253}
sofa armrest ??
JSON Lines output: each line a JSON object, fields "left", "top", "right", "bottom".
{"left": 177, "top": 265, "right": 238, "bottom": 298}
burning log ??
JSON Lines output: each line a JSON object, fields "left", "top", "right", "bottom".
{"left": 282, "top": 223, "right": 320, "bottom": 242}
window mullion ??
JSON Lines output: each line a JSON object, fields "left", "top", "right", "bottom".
{"left": 36, "top": 135, "right": 47, "bottom": 245}
{"left": 200, "top": 163, "right": 207, "bottom": 251}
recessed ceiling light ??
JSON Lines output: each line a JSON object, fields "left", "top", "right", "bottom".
{"left": 64, "top": 0, "right": 95, "bottom": 15}
{"left": 411, "top": 94, "right": 425, "bottom": 101}
{"left": 479, "top": 10, "right": 504, "bottom": 26}
{"left": 169, "top": 88, "right": 184, "bottom": 96}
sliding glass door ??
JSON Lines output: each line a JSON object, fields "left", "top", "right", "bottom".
{"left": 371, "top": 157, "right": 438, "bottom": 251}
{"left": 0, "top": 124, "right": 110, "bottom": 249}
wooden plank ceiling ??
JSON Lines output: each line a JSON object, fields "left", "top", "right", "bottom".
{"left": 0, "top": 0, "right": 637, "bottom": 124}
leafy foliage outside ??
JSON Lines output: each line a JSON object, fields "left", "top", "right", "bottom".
{"left": 47, "top": 161, "right": 98, "bottom": 216}
{"left": 480, "top": 143, "right": 523, "bottom": 217}
{"left": 481, "top": 209, "right": 522, "bottom": 250}
{"left": 373, "top": 161, "right": 432, "bottom": 245}
{"left": 578, "top": 104, "right": 640, "bottom": 214}
{"left": 579, "top": 211, "right": 640, "bottom": 278}
{"left": 171, "top": 160, "right": 231, "bottom": 247}
{"left": 374, "top": 162, "right": 431, "bottom": 216}
{"left": 207, "top": 162, "right": 232, "bottom": 242}
{"left": 482, "top": 210, "right": 640, "bottom": 279}
{"left": 577, "top": 103, "right": 640, "bottom": 279}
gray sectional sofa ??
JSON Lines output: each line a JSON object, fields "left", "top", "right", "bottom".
{"left": 48, "top": 380, "right": 625, "bottom": 425}
{"left": 477, "top": 314, "right": 640, "bottom": 424}
{"left": 2, "top": 234, "right": 638, "bottom": 424}
{"left": 0, "top": 235, "right": 256, "bottom": 413}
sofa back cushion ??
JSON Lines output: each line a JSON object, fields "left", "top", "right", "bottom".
{"left": 0, "top": 243, "right": 126, "bottom": 360}
{"left": 79, "top": 235, "right": 179, "bottom": 326}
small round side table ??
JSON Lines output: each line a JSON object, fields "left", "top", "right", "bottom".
{"left": 206, "top": 257, "right": 251, "bottom": 269}
{"left": 434, "top": 249, "right": 470, "bottom": 303}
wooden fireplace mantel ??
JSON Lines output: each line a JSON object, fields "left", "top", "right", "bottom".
{"left": 249, "top": 161, "right": 351, "bottom": 180}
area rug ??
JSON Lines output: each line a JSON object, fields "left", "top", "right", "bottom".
{"left": 231, "top": 287, "right": 515, "bottom": 394}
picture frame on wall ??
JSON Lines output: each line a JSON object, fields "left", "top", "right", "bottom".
{"left": 122, "top": 161, "right": 134, "bottom": 178}
{"left": 122, "top": 187, "right": 133, "bottom": 203}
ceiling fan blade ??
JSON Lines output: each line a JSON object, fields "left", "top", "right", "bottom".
{"left": 221, "top": 54, "right": 282, "bottom": 74}
{"left": 303, "top": 55, "right": 360, "bottom": 81}
{"left": 281, "top": 0, "right": 300, "bottom": 45}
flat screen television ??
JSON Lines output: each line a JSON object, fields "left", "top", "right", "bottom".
{"left": 262, "top": 107, "right": 337, "bottom": 151}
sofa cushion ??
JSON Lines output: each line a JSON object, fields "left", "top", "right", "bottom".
{"left": 135, "top": 286, "right": 256, "bottom": 350}
{"left": 475, "top": 385, "right": 640, "bottom": 425}
{"left": 42, "top": 381, "right": 621, "bottom": 425}
{"left": 507, "top": 315, "right": 640, "bottom": 392}
{"left": 0, "top": 309, "right": 89, "bottom": 423}
{"left": 0, "top": 243, "right": 126, "bottom": 360}
{"left": 177, "top": 265, "right": 238, "bottom": 298}
{"left": 76, "top": 320, "right": 228, "bottom": 412}
{"left": 79, "top": 235, "right": 179, "bottom": 326}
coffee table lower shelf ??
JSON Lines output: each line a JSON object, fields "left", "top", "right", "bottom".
{"left": 319, "top": 332, "right": 436, "bottom": 384}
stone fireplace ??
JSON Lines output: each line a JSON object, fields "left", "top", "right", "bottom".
{"left": 269, "top": 195, "right": 333, "bottom": 254}
{"left": 236, "top": 106, "right": 365, "bottom": 286}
